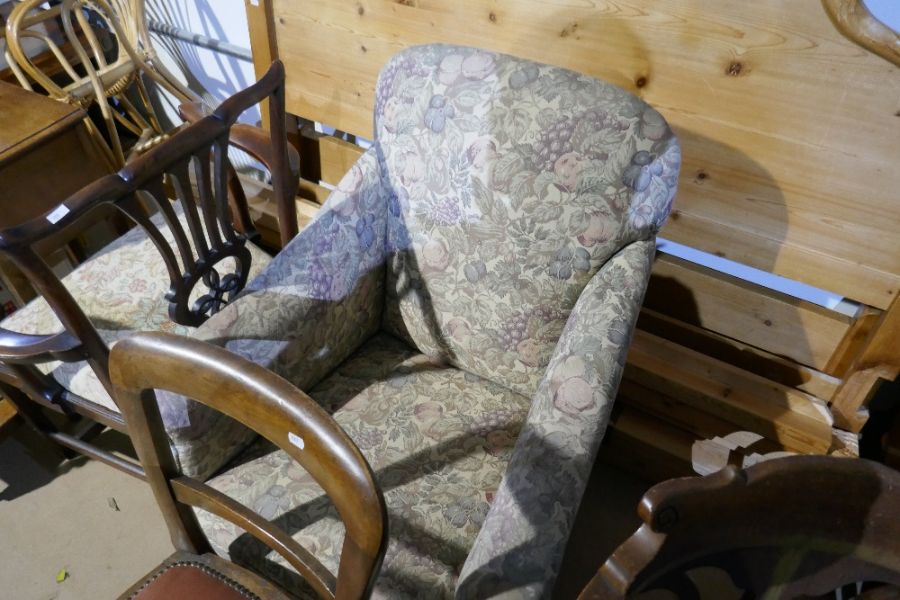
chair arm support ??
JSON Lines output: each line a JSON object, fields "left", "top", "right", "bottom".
{"left": 0, "top": 327, "right": 82, "bottom": 363}
{"left": 178, "top": 102, "right": 301, "bottom": 183}
{"left": 458, "top": 238, "right": 657, "bottom": 599}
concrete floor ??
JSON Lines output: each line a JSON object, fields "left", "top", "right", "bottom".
{"left": 0, "top": 418, "right": 648, "bottom": 599}
{"left": 0, "top": 424, "right": 170, "bottom": 600}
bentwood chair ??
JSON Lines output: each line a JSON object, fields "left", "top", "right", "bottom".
{"left": 138, "top": 44, "right": 680, "bottom": 597}
{"left": 0, "top": 60, "right": 298, "bottom": 481}
{"left": 5, "top": 0, "right": 196, "bottom": 167}
{"left": 110, "top": 332, "right": 387, "bottom": 600}
{"left": 582, "top": 455, "right": 900, "bottom": 599}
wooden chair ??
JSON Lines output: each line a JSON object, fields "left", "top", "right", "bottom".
{"left": 110, "top": 331, "right": 387, "bottom": 600}
{"left": 0, "top": 60, "right": 297, "bottom": 480}
{"left": 4, "top": 0, "right": 197, "bottom": 167}
{"left": 580, "top": 455, "right": 900, "bottom": 599}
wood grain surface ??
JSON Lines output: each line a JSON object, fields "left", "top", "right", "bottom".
{"left": 252, "top": 0, "right": 900, "bottom": 308}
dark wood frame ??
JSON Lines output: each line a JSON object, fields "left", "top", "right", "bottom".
{"left": 0, "top": 60, "right": 298, "bottom": 477}
{"left": 110, "top": 331, "right": 388, "bottom": 600}
{"left": 580, "top": 455, "right": 900, "bottom": 598}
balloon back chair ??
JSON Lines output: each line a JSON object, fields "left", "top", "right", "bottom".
{"left": 144, "top": 44, "right": 680, "bottom": 597}
{"left": 4, "top": 0, "right": 266, "bottom": 172}
{"left": 581, "top": 455, "right": 900, "bottom": 599}
{"left": 110, "top": 332, "right": 387, "bottom": 600}
{"left": 0, "top": 60, "right": 298, "bottom": 481}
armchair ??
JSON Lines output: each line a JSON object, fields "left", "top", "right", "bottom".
{"left": 0, "top": 61, "right": 297, "bottom": 480}
{"left": 179, "top": 44, "right": 680, "bottom": 597}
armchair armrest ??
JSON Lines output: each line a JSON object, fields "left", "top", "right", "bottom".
{"left": 458, "top": 238, "right": 657, "bottom": 599}
{"left": 191, "top": 146, "right": 388, "bottom": 389}
{"left": 0, "top": 327, "right": 82, "bottom": 363}
{"left": 160, "top": 146, "right": 390, "bottom": 480}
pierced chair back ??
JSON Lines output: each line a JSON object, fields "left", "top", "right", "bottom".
{"left": 581, "top": 456, "right": 900, "bottom": 599}
{"left": 0, "top": 61, "right": 294, "bottom": 449}
{"left": 110, "top": 331, "right": 388, "bottom": 600}
{"left": 5, "top": 0, "right": 198, "bottom": 167}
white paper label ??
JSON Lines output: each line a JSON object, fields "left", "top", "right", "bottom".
{"left": 46, "top": 204, "right": 70, "bottom": 224}
{"left": 288, "top": 431, "right": 305, "bottom": 450}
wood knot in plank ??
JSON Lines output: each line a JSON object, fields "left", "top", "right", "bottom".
{"left": 357, "top": 4, "right": 365, "bottom": 16}
{"left": 635, "top": 76, "right": 647, "bottom": 88}
{"left": 488, "top": 11, "right": 497, "bottom": 23}
{"left": 560, "top": 22, "right": 578, "bottom": 38}
{"left": 726, "top": 61, "right": 743, "bottom": 76}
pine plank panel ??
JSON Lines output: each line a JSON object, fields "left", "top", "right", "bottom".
{"left": 626, "top": 330, "right": 835, "bottom": 454}
{"left": 661, "top": 211, "right": 897, "bottom": 309}
{"left": 263, "top": 0, "right": 900, "bottom": 308}
{"left": 637, "top": 308, "right": 841, "bottom": 401}
{"left": 646, "top": 254, "right": 851, "bottom": 371}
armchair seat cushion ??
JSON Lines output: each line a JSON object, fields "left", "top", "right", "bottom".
{"left": 1, "top": 207, "right": 271, "bottom": 411}
{"left": 199, "top": 332, "right": 531, "bottom": 598}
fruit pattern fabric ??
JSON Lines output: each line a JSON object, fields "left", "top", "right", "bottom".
{"left": 187, "top": 43, "right": 680, "bottom": 598}
{"left": 378, "top": 44, "right": 680, "bottom": 398}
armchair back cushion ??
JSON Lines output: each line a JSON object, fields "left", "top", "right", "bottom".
{"left": 378, "top": 44, "right": 680, "bottom": 395}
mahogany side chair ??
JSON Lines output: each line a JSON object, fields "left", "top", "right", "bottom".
{"left": 0, "top": 60, "right": 298, "bottom": 481}
{"left": 581, "top": 455, "right": 900, "bottom": 599}
{"left": 110, "top": 331, "right": 387, "bottom": 600}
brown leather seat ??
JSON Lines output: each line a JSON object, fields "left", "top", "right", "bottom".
{"left": 129, "top": 562, "right": 257, "bottom": 600}
{"left": 120, "top": 552, "right": 291, "bottom": 600}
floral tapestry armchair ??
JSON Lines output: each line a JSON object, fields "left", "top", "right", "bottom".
{"left": 177, "top": 44, "right": 680, "bottom": 598}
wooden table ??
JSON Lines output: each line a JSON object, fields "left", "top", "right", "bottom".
{"left": 0, "top": 80, "right": 113, "bottom": 305}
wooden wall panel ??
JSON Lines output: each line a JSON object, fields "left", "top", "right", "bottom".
{"left": 262, "top": 0, "right": 900, "bottom": 308}
{"left": 645, "top": 255, "right": 851, "bottom": 371}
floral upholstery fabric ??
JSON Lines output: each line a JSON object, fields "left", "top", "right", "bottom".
{"left": 191, "top": 146, "right": 389, "bottom": 393}
{"left": 180, "top": 146, "right": 389, "bottom": 478}
{"left": 199, "top": 332, "right": 532, "bottom": 599}
{"left": 378, "top": 44, "right": 680, "bottom": 398}
{"left": 457, "top": 239, "right": 655, "bottom": 597}
{"left": 184, "top": 44, "right": 679, "bottom": 597}
{"left": 0, "top": 207, "right": 271, "bottom": 479}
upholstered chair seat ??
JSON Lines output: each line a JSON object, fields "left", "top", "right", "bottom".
{"left": 185, "top": 44, "right": 680, "bottom": 597}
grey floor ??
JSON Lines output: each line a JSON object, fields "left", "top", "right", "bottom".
{"left": 0, "top": 424, "right": 170, "bottom": 600}
{"left": 0, "top": 418, "right": 648, "bottom": 599}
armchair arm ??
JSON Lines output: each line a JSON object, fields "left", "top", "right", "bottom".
{"left": 458, "top": 238, "right": 657, "bottom": 599}
{"left": 191, "top": 146, "right": 388, "bottom": 389}
{"left": 0, "top": 327, "right": 82, "bottom": 363}
{"left": 159, "top": 146, "right": 389, "bottom": 480}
